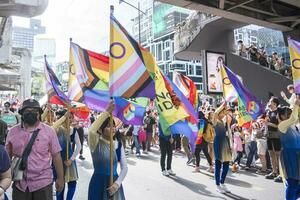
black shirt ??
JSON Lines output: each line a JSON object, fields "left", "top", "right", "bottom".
{"left": 267, "top": 109, "right": 278, "bottom": 132}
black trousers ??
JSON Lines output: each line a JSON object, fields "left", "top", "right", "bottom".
{"left": 174, "top": 134, "right": 181, "bottom": 150}
{"left": 159, "top": 137, "right": 173, "bottom": 171}
{"left": 234, "top": 151, "right": 243, "bottom": 165}
{"left": 194, "top": 140, "right": 212, "bottom": 167}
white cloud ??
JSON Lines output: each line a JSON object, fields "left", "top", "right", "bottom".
{"left": 14, "top": 0, "right": 138, "bottom": 62}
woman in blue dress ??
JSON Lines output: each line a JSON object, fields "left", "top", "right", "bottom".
{"left": 52, "top": 110, "right": 81, "bottom": 200}
{"left": 277, "top": 99, "right": 300, "bottom": 200}
{"left": 88, "top": 100, "right": 128, "bottom": 200}
{"left": 212, "top": 102, "right": 232, "bottom": 194}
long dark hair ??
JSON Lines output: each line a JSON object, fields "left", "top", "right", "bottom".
{"left": 277, "top": 106, "right": 292, "bottom": 121}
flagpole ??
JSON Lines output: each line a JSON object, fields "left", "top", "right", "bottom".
{"left": 109, "top": 5, "right": 114, "bottom": 189}
{"left": 65, "top": 38, "right": 73, "bottom": 183}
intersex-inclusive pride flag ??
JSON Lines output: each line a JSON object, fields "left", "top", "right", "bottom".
{"left": 69, "top": 41, "right": 110, "bottom": 111}
{"left": 173, "top": 71, "right": 199, "bottom": 111}
{"left": 139, "top": 40, "right": 198, "bottom": 149}
{"left": 109, "top": 15, "right": 155, "bottom": 99}
{"left": 163, "top": 73, "right": 199, "bottom": 151}
{"left": 114, "top": 97, "right": 149, "bottom": 125}
{"left": 221, "top": 64, "right": 264, "bottom": 125}
{"left": 44, "top": 56, "right": 70, "bottom": 105}
{"left": 220, "top": 64, "right": 238, "bottom": 102}
{"left": 288, "top": 38, "right": 300, "bottom": 93}
{"left": 69, "top": 41, "right": 148, "bottom": 125}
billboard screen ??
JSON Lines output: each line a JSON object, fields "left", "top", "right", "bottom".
{"left": 206, "top": 51, "right": 226, "bottom": 94}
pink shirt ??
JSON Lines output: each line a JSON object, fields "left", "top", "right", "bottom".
{"left": 6, "top": 122, "right": 61, "bottom": 192}
{"left": 233, "top": 132, "right": 243, "bottom": 152}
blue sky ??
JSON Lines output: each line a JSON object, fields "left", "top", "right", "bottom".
{"left": 13, "top": 0, "right": 138, "bottom": 62}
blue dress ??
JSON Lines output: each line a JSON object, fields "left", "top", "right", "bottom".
{"left": 280, "top": 127, "right": 300, "bottom": 181}
{"left": 88, "top": 138, "right": 125, "bottom": 200}
{"left": 54, "top": 127, "right": 78, "bottom": 182}
{"left": 213, "top": 121, "right": 232, "bottom": 162}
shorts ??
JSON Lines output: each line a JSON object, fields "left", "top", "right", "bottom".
{"left": 267, "top": 138, "right": 281, "bottom": 151}
{"left": 257, "top": 139, "right": 267, "bottom": 155}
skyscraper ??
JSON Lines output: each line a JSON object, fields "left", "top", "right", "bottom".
{"left": 12, "top": 18, "right": 45, "bottom": 51}
{"left": 130, "top": 1, "right": 204, "bottom": 92}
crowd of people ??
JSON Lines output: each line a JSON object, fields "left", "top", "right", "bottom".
{"left": 237, "top": 40, "right": 291, "bottom": 78}
{"left": 0, "top": 84, "right": 299, "bottom": 200}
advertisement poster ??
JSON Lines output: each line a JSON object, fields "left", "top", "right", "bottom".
{"left": 206, "top": 52, "right": 226, "bottom": 93}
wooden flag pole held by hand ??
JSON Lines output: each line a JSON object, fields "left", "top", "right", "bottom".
{"left": 109, "top": 5, "right": 115, "bottom": 188}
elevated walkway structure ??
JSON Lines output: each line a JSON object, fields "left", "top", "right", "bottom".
{"left": 159, "top": 0, "right": 300, "bottom": 41}
{"left": 173, "top": 12, "right": 292, "bottom": 102}
{"left": 0, "top": 0, "right": 48, "bottom": 17}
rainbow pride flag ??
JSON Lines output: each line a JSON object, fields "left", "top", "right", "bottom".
{"left": 195, "top": 119, "right": 205, "bottom": 145}
{"left": 173, "top": 71, "right": 199, "bottom": 111}
{"left": 288, "top": 38, "right": 300, "bottom": 93}
{"left": 69, "top": 42, "right": 110, "bottom": 111}
{"left": 44, "top": 56, "right": 70, "bottom": 105}
{"left": 222, "top": 64, "right": 264, "bottom": 125}
{"left": 69, "top": 42, "right": 148, "bottom": 125}
{"left": 109, "top": 15, "right": 155, "bottom": 99}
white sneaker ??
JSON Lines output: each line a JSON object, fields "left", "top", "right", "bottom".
{"left": 167, "top": 169, "right": 176, "bottom": 176}
{"left": 162, "top": 170, "right": 169, "bottom": 176}
{"left": 216, "top": 185, "right": 226, "bottom": 194}
{"left": 221, "top": 184, "right": 231, "bottom": 193}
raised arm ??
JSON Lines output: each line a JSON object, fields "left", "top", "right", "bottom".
{"left": 88, "top": 100, "right": 115, "bottom": 152}
{"left": 213, "top": 103, "right": 226, "bottom": 126}
{"left": 278, "top": 104, "right": 299, "bottom": 133}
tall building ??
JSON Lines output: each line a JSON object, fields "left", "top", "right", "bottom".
{"left": 12, "top": 18, "right": 45, "bottom": 51}
{"left": 32, "top": 36, "right": 56, "bottom": 70}
{"left": 130, "top": 1, "right": 204, "bottom": 92}
{"left": 234, "top": 25, "right": 289, "bottom": 63}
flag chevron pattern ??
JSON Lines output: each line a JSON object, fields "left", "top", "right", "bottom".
{"left": 69, "top": 41, "right": 149, "bottom": 125}
{"left": 45, "top": 56, "right": 70, "bottom": 105}
{"left": 221, "top": 64, "right": 264, "bottom": 125}
{"left": 288, "top": 38, "right": 300, "bottom": 93}
{"left": 109, "top": 15, "right": 155, "bottom": 99}
{"left": 173, "top": 71, "right": 199, "bottom": 111}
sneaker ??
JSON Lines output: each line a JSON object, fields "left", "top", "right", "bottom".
{"left": 162, "top": 170, "right": 169, "bottom": 176}
{"left": 216, "top": 185, "right": 226, "bottom": 194}
{"left": 265, "top": 172, "right": 277, "bottom": 179}
{"left": 221, "top": 184, "right": 231, "bottom": 193}
{"left": 136, "top": 152, "right": 141, "bottom": 157}
{"left": 256, "top": 169, "right": 267, "bottom": 175}
{"left": 274, "top": 176, "right": 283, "bottom": 183}
{"left": 167, "top": 169, "right": 176, "bottom": 176}
{"left": 186, "top": 157, "right": 193, "bottom": 165}
{"left": 79, "top": 155, "right": 85, "bottom": 160}
{"left": 244, "top": 166, "right": 250, "bottom": 170}
{"left": 193, "top": 166, "right": 200, "bottom": 173}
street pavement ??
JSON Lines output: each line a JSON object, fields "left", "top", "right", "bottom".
{"left": 73, "top": 142, "right": 284, "bottom": 200}
{"left": 5, "top": 142, "right": 284, "bottom": 200}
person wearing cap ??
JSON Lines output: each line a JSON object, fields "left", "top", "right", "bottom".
{"left": 5, "top": 99, "right": 64, "bottom": 200}
{"left": 212, "top": 102, "right": 232, "bottom": 194}
{"left": 281, "top": 85, "right": 296, "bottom": 109}
{"left": 88, "top": 100, "right": 127, "bottom": 200}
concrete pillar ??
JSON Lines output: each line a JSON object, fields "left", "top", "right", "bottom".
{"left": 18, "top": 48, "right": 32, "bottom": 100}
